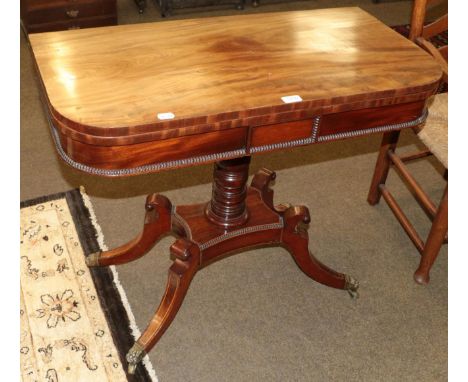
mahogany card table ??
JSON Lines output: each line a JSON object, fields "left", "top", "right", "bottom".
{"left": 29, "top": 8, "right": 442, "bottom": 373}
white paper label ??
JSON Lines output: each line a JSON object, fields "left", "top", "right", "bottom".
{"left": 157, "top": 112, "right": 175, "bottom": 120}
{"left": 281, "top": 95, "right": 303, "bottom": 104}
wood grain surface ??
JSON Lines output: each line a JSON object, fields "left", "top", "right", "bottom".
{"left": 30, "top": 7, "right": 442, "bottom": 140}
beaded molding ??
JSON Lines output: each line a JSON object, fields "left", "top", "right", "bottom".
{"left": 317, "top": 109, "right": 428, "bottom": 142}
{"left": 46, "top": 113, "right": 247, "bottom": 176}
{"left": 172, "top": 206, "right": 284, "bottom": 251}
{"left": 311, "top": 115, "right": 321, "bottom": 142}
{"left": 250, "top": 111, "right": 428, "bottom": 152}
{"left": 46, "top": 107, "right": 427, "bottom": 176}
{"left": 250, "top": 116, "right": 321, "bottom": 154}
{"left": 49, "top": 124, "right": 246, "bottom": 176}
{"left": 199, "top": 219, "right": 284, "bottom": 251}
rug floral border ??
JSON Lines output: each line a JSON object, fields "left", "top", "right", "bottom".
{"left": 21, "top": 189, "right": 153, "bottom": 382}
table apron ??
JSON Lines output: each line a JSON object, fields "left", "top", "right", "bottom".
{"left": 47, "top": 100, "right": 428, "bottom": 177}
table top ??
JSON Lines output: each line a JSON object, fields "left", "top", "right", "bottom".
{"left": 29, "top": 7, "right": 442, "bottom": 176}
{"left": 30, "top": 7, "right": 441, "bottom": 138}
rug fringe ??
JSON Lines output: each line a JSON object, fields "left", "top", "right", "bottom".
{"left": 79, "top": 186, "right": 159, "bottom": 382}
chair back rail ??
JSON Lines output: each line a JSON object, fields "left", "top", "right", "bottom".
{"left": 409, "top": 0, "right": 448, "bottom": 82}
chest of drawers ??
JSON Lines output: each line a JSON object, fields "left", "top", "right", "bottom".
{"left": 21, "top": 0, "right": 117, "bottom": 33}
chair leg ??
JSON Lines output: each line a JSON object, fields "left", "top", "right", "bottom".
{"left": 414, "top": 185, "right": 448, "bottom": 285}
{"left": 367, "top": 130, "right": 401, "bottom": 205}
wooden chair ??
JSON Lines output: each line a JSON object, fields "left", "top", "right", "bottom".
{"left": 367, "top": 0, "right": 448, "bottom": 285}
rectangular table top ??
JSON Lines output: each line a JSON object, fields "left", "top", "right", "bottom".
{"left": 30, "top": 7, "right": 441, "bottom": 137}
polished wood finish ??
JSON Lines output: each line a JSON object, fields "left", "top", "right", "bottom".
{"left": 89, "top": 163, "right": 359, "bottom": 372}
{"left": 135, "top": 238, "right": 200, "bottom": 368}
{"left": 319, "top": 102, "right": 425, "bottom": 138}
{"left": 57, "top": 125, "right": 249, "bottom": 170}
{"left": 367, "top": 0, "right": 447, "bottom": 284}
{"left": 21, "top": 0, "right": 117, "bottom": 33}
{"left": 205, "top": 157, "right": 251, "bottom": 228}
{"left": 30, "top": 8, "right": 441, "bottom": 139}
{"left": 29, "top": 8, "right": 441, "bottom": 174}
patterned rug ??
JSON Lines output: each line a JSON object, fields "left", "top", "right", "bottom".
{"left": 20, "top": 188, "right": 158, "bottom": 382}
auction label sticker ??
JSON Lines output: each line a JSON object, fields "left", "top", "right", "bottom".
{"left": 281, "top": 95, "right": 303, "bottom": 103}
{"left": 157, "top": 112, "right": 175, "bottom": 120}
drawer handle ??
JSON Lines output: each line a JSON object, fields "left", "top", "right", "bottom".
{"left": 66, "top": 10, "right": 80, "bottom": 18}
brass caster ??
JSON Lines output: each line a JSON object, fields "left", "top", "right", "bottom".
{"left": 128, "top": 363, "right": 137, "bottom": 375}
{"left": 85, "top": 251, "right": 101, "bottom": 267}
{"left": 126, "top": 342, "right": 146, "bottom": 374}
{"left": 345, "top": 274, "right": 360, "bottom": 299}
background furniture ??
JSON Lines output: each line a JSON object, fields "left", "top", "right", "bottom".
{"left": 20, "top": 0, "right": 117, "bottom": 33}
{"left": 367, "top": 0, "right": 448, "bottom": 284}
{"left": 136, "top": 0, "right": 381, "bottom": 17}
{"left": 135, "top": 0, "right": 146, "bottom": 13}
{"left": 134, "top": 0, "right": 245, "bottom": 16}
{"left": 154, "top": 0, "right": 246, "bottom": 17}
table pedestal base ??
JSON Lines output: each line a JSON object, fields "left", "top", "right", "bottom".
{"left": 86, "top": 157, "right": 359, "bottom": 373}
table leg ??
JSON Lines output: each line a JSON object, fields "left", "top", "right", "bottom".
{"left": 281, "top": 205, "right": 359, "bottom": 297}
{"left": 86, "top": 156, "right": 359, "bottom": 373}
{"left": 126, "top": 239, "right": 200, "bottom": 373}
{"left": 86, "top": 194, "right": 172, "bottom": 267}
